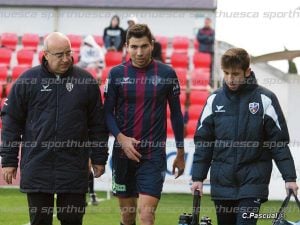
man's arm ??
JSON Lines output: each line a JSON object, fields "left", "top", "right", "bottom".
{"left": 167, "top": 70, "right": 185, "bottom": 178}
{"left": 262, "top": 93, "right": 298, "bottom": 195}
{"left": 191, "top": 94, "right": 216, "bottom": 195}
{"left": 168, "top": 95, "right": 185, "bottom": 178}
{"left": 1, "top": 80, "right": 27, "bottom": 183}
{"left": 87, "top": 80, "right": 109, "bottom": 169}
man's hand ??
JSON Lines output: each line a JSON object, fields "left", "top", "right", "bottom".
{"left": 285, "top": 182, "right": 298, "bottom": 196}
{"left": 2, "top": 167, "right": 17, "bottom": 184}
{"left": 172, "top": 148, "right": 185, "bottom": 179}
{"left": 191, "top": 181, "right": 204, "bottom": 196}
{"left": 92, "top": 165, "right": 105, "bottom": 178}
{"left": 117, "top": 133, "right": 141, "bottom": 162}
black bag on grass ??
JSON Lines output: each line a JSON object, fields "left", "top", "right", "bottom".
{"left": 178, "top": 190, "right": 212, "bottom": 225}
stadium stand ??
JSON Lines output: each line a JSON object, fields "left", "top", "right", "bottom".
{"left": 170, "top": 52, "right": 189, "bottom": 69}
{"left": 66, "top": 34, "right": 82, "bottom": 52}
{"left": 0, "top": 65, "right": 8, "bottom": 83}
{"left": 104, "top": 51, "right": 123, "bottom": 67}
{"left": 185, "top": 119, "right": 198, "bottom": 138}
{"left": 172, "top": 36, "right": 190, "bottom": 54}
{"left": 174, "top": 67, "right": 188, "bottom": 88}
{"left": 193, "top": 51, "right": 212, "bottom": 69}
{"left": 16, "top": 49, "right": 35, "bottom": 66}
{"left": 189, "top": 90, "right": 209, "bottom": 105}
{"left": 190, "top": 69, "right": 210, "bottom": 88}
{"left": 21, "top": 33, "right": 40, "bottom": 51}
{"left": 0, "top": 47, "right": 13, "bottom": 68}
{"left": 93, "top": 35, "right": 104, "bottom": 47}
{"left": 0, "top": 32, "right": 18, "bottom": 50}
{"left": 11, "top": 65, "right": 30, "bottom": 81}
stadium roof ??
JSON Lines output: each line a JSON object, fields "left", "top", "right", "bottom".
{"left": 0, "top": 0, "right": 217, "bottom": 10}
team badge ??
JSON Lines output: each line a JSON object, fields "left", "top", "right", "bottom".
{"left": 151, "top": 75, "right": 161, "bottom": 86}
{"left": 66, "top": 82, "right": 74, "bottom": 92}
{"left": 249, "top": 102, "right": 259, "bottom": 114}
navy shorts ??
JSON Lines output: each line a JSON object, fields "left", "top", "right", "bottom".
{"left": 112, "top": 151, "right": 166, "bottom": 199}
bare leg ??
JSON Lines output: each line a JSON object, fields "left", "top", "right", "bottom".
{"left": 138, "top": 194, "right": 160, "bottom": 225}
{"left": 118, "top": 197, "right": 137, "bottom": 225}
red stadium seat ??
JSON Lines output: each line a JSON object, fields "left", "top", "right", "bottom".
{"left": 22, "top": 33, "right": 40, "bottom": 51}
{"left": 174, "top": 68, "right": 188, "bottom": 88}
{"left": 93, "top": 35, "right": 104, "bottom": 47}
{"left": 188, "top": 104, "right": 204, "bottom": 120}
{"left": 11, "top": 65, "right": 30, "bottom": 81}
{"left": 67, "top": 34, "right": 82, "bottom": 52}
{"left": 104, "top": 51, "right": 123, "bottom": 67}
{"left": 170, "top": 53, "right": 189, "bottom": 69}
{"left": 172, "top": 36, "right": 190, "bottom": 54}
{"left": 186, "top": 119, "right": 199, "bottom": 138}
{"left": 0, "top": 48, "right": 13, "bottom": 67}
{"left": 1, "top": 32, "right": 18, "bottom": 50}
{"left": 100, "top": 67, "right": 112, "bottom": 84}
{"left": 155, "top": 36, "right": 168, "bottom": 52}
{"left": 0, "top": 65, "right": 8, "bottom": 83}
{"left": 16, "top": 49, "right": 35, "bottom": 66}
{"left": 191, "top": 69, "right": 210, "bottom": 88}
{"left": 193, "top": 52, "right": 212, "bottom": 69}
{"left": 189, "top": 90, "right": 209, "bottom": 105}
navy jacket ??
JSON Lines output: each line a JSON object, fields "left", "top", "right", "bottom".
{"left": 0, "top": 59, "right": 108, "bottom": 193}
{"left": 192, "top": 73, "right": 297, "bottom": 200}
{"left": 197, "top": 27, "right": 214, "bottom": 53}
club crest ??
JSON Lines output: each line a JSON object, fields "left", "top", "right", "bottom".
{"left": 249, "top": 102, "right": 259, "bottom": 114}
{"left": 66, "top": 82, "right": 74, "bottom": 92}
{"left": 151, "top": 75, "right": 161, "bottom": 86}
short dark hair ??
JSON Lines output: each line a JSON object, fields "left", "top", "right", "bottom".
{"left": 126, "top": 24, "right": 153, "bottom": 44}
{"left": 221, "top": 48, "right": 250, "bottom": 71}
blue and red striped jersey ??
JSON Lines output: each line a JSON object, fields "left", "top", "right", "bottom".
{"left": 104, "top": 59, "right": 183, "bottom": 158}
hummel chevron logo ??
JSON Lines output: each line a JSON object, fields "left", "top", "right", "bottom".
{"left": 215, "top": 105, "right": 225, "bottom": 112}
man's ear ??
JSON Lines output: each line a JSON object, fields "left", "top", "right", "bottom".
{"left": 43, "top": 50, "right": 49, "bottom": 61}
{"left": 245, "top": 67, "right": 251, "bottom": 77}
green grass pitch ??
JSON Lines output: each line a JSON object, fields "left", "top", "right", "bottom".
{"left": 0, "top": 188, "right": 298, "bottom": 225}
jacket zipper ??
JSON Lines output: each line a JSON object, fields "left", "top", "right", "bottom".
{"left": 54, "top": 75, "right": 60, "bottom": 151}
{"left": 234, "top": 95, "right": 240, "bottom": 196}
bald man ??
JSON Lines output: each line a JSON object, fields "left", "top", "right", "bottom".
{"left": 0, "top": 32, "right": 108, "bottom": 225}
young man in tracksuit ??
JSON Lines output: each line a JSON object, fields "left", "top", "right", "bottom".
{"left": 104, "top": 24, "right": 185, "bottom": 225}
{"left": 191, "top": 48, "right": 298, "bottom": 225}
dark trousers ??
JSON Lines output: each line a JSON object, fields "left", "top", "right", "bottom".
{"left": 214, "top": 198, "right": 262, "bottom": 225}
{"left": 88, "top": 172, "right": 94, "bottom": 194}
{"left": 27, "top": 193, "right": 86, "bottom": 225}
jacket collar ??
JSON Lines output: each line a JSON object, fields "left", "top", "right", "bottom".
{"left": 223, "top": 71, "right": 258, "bottom": 96}
{"left": 41, "top": 56, "right": 74, "bottom": 78}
